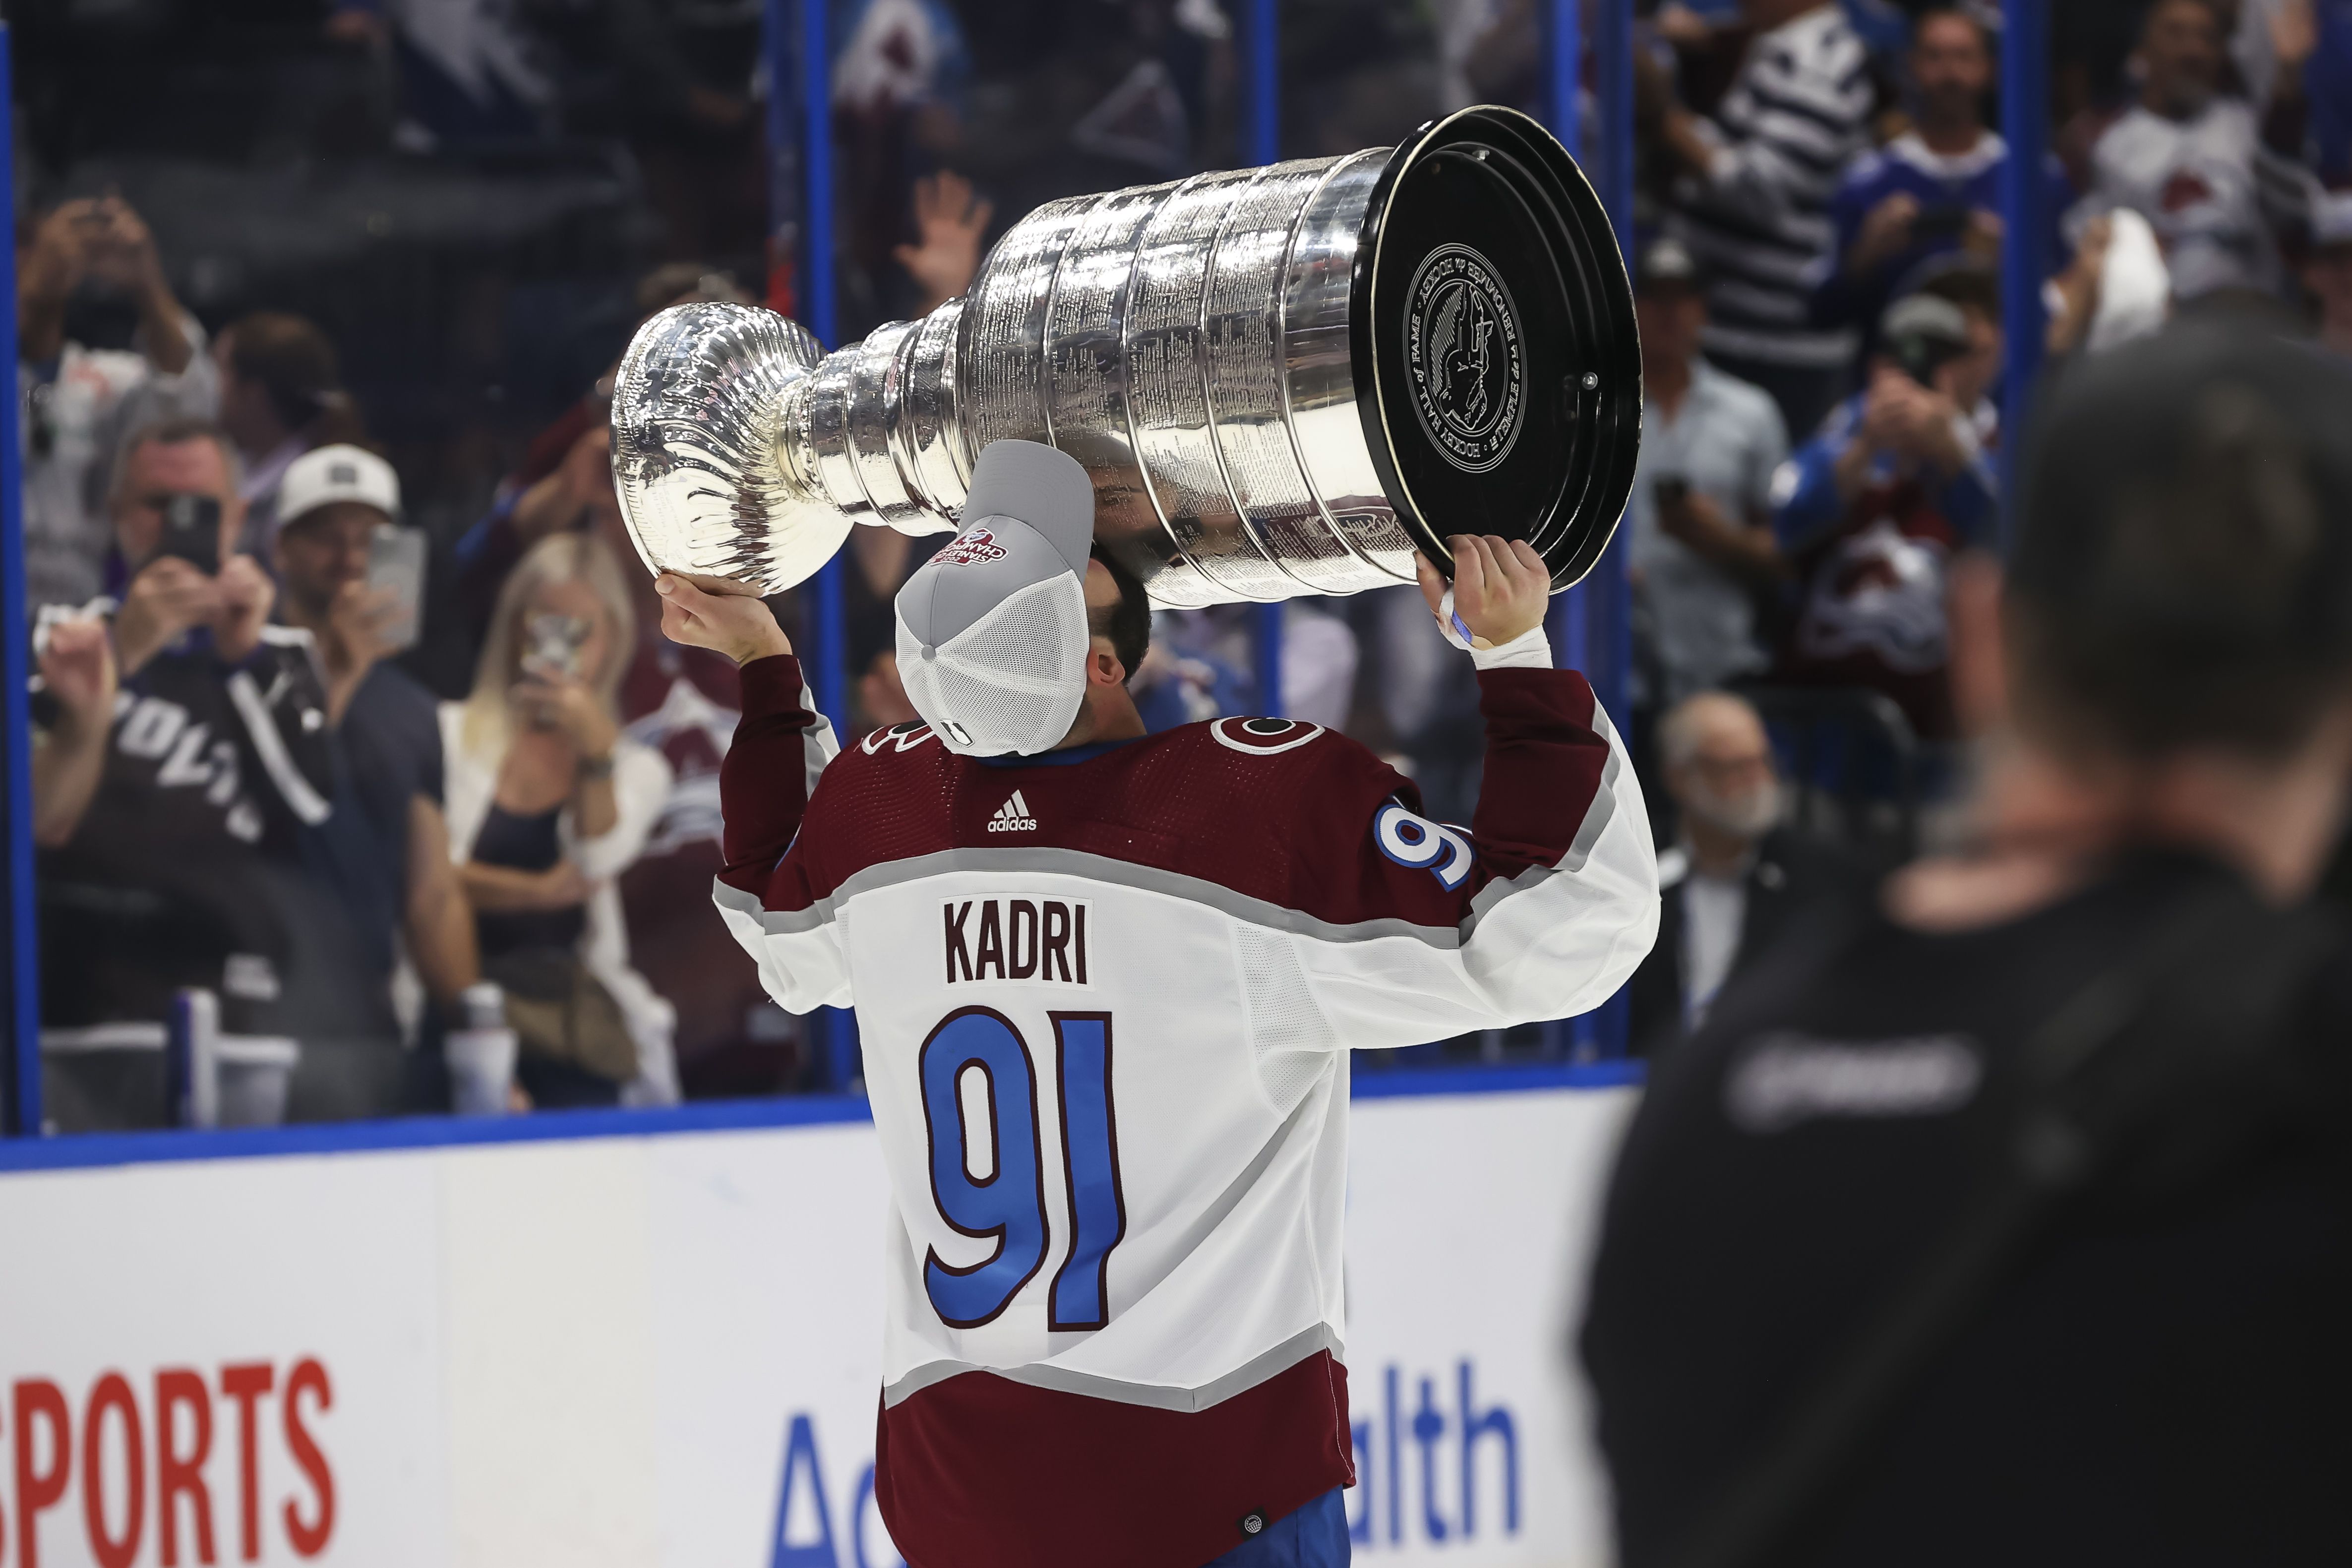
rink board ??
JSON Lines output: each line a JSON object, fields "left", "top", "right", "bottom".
{"left": 0, "top": 1077, "right": 1635, "bottom": 1568}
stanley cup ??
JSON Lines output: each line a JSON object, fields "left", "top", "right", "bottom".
{"left": 610, "top": 106, "right": 1640, "bottom": 607}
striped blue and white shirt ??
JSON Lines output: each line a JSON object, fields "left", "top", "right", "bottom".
{"left": 1668, "top": 4, "right": 1874, "bottom": 370}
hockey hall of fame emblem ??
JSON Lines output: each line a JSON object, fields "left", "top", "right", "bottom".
{"left": 1402, "top": 242, "right": 1527, "bottom": 476}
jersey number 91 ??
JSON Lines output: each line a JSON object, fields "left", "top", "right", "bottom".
{"left": 918, "top": 1008, "right": 1127, "bottom": 1331}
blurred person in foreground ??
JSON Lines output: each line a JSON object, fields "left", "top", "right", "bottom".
{"left": 1770, "top": 272, "right": 2002, "bottom": 743}
{"left": 1640, "top": 0, "right": 1875, "bottom": 442}
{"left": 1825, "top": 7, "right": 2072, "bottom": 361}
{"left": 17, "top": 194, "right": 217, "bottom": 609}
{"left": 1628, "top": 691, "right": 1857, "bottom": 1052}
{"left": 1584, "top": 325, "right": 2352, "bottom": 1568}
{"left": 33, "top": 419, "right": 336, "bottom": 1130}
{"left": 655, "top": 437, "right": 1656, "bottom": 1568}
{"left": 444, "top": 534, "right": 676, "bottom": 1110}
{"left": 1628, "top": 237, "right": 1790, "bottom": 716}
{"left": 271, "top": 445, "right": 479, "bottom": 1069}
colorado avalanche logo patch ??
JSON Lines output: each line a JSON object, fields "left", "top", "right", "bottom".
{"left": 930, "top": 527, "right": 1009, "bottom": 567}
{"left": 1210, "top": 717, "right": 1326, "bottom": 755}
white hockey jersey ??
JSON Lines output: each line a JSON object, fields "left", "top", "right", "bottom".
{"left": 714, "top": 654, "right": 1657, "bottom": 1568}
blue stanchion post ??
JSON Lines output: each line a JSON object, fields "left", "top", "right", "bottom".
{"left": 1543, "top": 0, "right": 1586, "bottom": 744}
{"left": 1245, "top": 0, "right": 1285, "bottom": 718}
{"left": 1586, "top": 0, "right": 1639, "bottom": 1057}
{"left": 777, "top": 0, "right": 858, "bottom": 1090}
{"left": 1998, "top": 0, "right": 2050, "bottom": 532}
{"left": 0, "top": 21, "right": 37, "bottom": 1134}
{"left": 761, "top": 0, "right": 801, "bottom": 316}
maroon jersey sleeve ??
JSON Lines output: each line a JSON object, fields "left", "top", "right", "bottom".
{"left": 717, "top": 653, "right": 830, "bottom": 898}
{"left": 1272, "top": 666, "right": 1657, "bottom": 1044}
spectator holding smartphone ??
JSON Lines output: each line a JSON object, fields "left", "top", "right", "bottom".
{"left": 1627, "top": 238, "right": 1791, "bottom": 714}
{"left": 442, "top": 534, "right": 675, "bottom": 1110}
{"left": 16, "top": 194, "right": 218, "bottom": 610}
{"left": 272, "top": 445, "right": 479, "bottom": 1051}
{"left": 1769, "top": 274, "right": 2003, "bottom": 741}
{"left": 1825, "top": 8, "right": 2073, "bottom": 362}
{"left": 34, "top": 418, "right": 337, "bottom": 1129}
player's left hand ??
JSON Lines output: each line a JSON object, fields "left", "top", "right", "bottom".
{"left": 656, "top": 574, "right": 793, "bottom": 666}
{"left": 1417, "top": 535, "right": 1547, "bottom": 650}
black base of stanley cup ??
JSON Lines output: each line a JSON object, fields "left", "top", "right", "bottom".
{"left": 1351, "top": 107, "right": 1641, "bottom": 593}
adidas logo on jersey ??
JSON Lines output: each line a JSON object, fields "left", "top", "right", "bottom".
{"left": 986, "top": 790, "right": 1039, "bottom": 833}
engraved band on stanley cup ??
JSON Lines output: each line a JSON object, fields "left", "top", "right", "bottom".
{"left": 610, "top": 105, "right": 1640, "bottom": 606}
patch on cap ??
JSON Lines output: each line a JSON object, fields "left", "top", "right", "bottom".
{"left": 931, "top": 526, "right": 1011, "bottom": 568}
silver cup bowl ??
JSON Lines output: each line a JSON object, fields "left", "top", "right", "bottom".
{"left": 611, "top": 105, "right": 1639, "bottom": 604}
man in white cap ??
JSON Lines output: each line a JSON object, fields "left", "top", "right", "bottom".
{"left": 659, "top": 438, "right": 1657, "bottom": 1568}
{"left": 272, "top": 444, "right": 479, "bottom": 1057}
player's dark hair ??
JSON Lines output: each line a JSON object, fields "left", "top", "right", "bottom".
{"left": 2009, "top": 325, "right": 2352, "bottom": 760}
{"left": 1089, "top": 544, "right": 1151, "bottom": 683}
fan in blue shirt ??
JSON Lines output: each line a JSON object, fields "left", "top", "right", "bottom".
{"left": 1820, "top": 7, "right": 2072, "bottom": 362}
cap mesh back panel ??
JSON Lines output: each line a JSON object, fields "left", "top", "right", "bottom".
{"left": 897, "top": 573, "right": 1089, "bottom": 755}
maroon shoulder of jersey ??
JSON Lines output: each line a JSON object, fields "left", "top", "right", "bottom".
{"left": 759, "top": 672, "right": 1606, "bottom": 934}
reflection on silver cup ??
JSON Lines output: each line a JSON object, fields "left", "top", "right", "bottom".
{"left": 610, "top": 105, "right": 1640, "bottom": 605}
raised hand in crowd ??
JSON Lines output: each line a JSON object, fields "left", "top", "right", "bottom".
{"left": 17, "top": 196, "right": 193, "bottom": 372}
{"left": 512, "top": 424, "right": 621, "bottom": 547}
{"left": 1848, "top": 191, "right": 1920, "bottom": 274}
{"left": 894, "top": 172, "right": 995, "bottom": 313}
{"left": 214, "top": 555, "right": 277, "bottom": 665}
{"left": 1836, "top": 366, "right": 1968, "bottom": 500}
{"left": 31, "top": 615, "right": 119, "bottom": 848}
{"left": 654, "top": 574, "right": 793, "bottom": 666}
{"left": 1415, "top": 534, "right": 1549, "bottom": 650}
{"left": 1961, "top": 207, "right": 2005, "bottom": 265}
{"left": 2047, "top": 213, "right": 2116, "bottom": 357}
{"left": 513, "top": 667, "right": 622, "bottom": 767}
{"left": 114, "top": 556, "right": 224, "bottom": 675}
{"left": 2270, "top": 0, "right": 2319, "bottom": 94}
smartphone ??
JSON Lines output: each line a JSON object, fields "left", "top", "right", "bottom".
{"left": 524, "top": 612, "right": 590, "bottom": 681}
{"left": 1653, "top": 475, "right": 1690, "bottom": 511}
{"left": 1912, "top": 202, "right": 1971, "bottom": 241}
{"left": 365, "top": 525, "right": 427, "bottom": 654}
{"left": 154, "top": 494, "right": 221, "bottom": 577}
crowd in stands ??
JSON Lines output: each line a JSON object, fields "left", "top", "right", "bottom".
{"left": 13, "top": 0, "right": 2352, "bottom": 1128}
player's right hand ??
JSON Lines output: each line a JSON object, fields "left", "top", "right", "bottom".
{"left": 656, "top": 574, "right": 793, "bottom": 667}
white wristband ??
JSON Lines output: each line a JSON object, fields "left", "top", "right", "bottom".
{"left": 1436, "top": 588, "right": 1552, "bottom": 668}
{"left": 1469, "top": 625, "right": 1553, "bottom": 670}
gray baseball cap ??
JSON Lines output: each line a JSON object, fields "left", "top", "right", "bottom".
{"left": 894, "top": 440, "right": 1099, "bottom": 755}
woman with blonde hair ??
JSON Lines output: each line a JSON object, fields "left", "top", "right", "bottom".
{"left": 442, "top": 533, "right": 678, "bottom": 1108}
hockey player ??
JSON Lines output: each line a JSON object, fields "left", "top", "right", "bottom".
{"left": 659, "top": 439, "right": 1657, "bottom": 1568}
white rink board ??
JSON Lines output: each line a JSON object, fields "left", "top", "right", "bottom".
{"left": 0, "top": 1084, "right": 1635, "bottom": 1568}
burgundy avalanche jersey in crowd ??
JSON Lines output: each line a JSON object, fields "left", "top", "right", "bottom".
{"left": 715, "top": 655, "right": 1657, "bottom": 1568}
